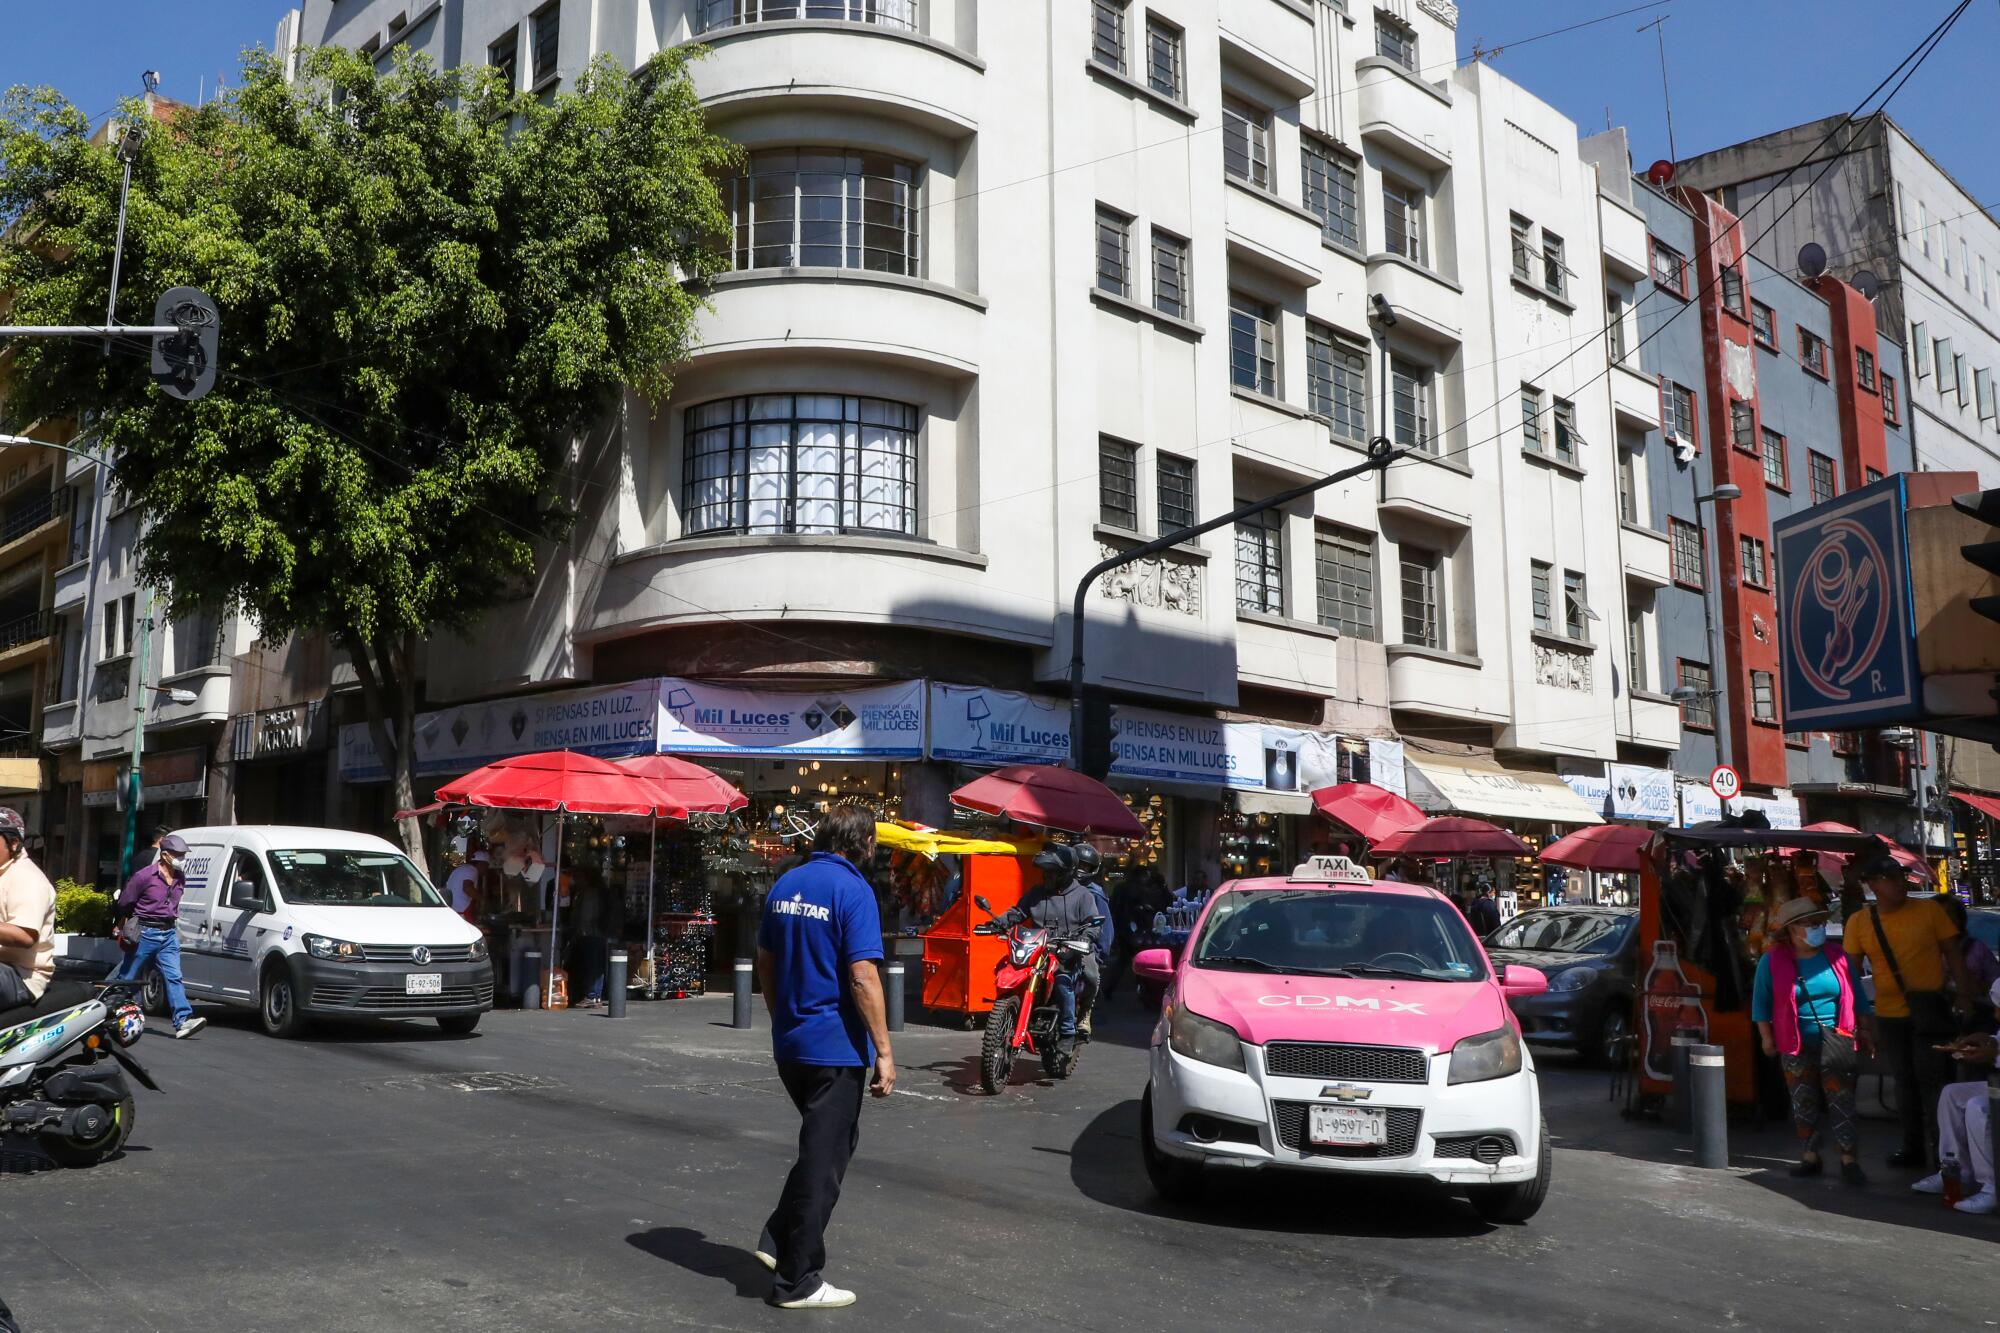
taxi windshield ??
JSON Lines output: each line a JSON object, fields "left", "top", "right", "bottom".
{"left": 266, "top": 850, "right": 445, "bottom": 908}
{"left": 1191, "top": 888, "right": 1487, "bottom": 982}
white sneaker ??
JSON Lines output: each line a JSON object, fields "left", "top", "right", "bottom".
{"left": 774, "top": 1283, "right": 856, "bottom": 1310}
{"left": 173, "top": 1016, "right": 206, "bottom": 1039}
{"left": 754, "top": 1250, "right": 777, "bottom": 1272}
{"left": 1954, "top": 1188, "right": 1998, "bottom": 1215}
{"left": 1911, "top": 1172, "right": 1946, "bottom": 1195}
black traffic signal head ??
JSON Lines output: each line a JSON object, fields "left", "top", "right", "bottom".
{"left": 1953, "top": 489, "right": 2000, "bottom": 624}
{"left": 150, "top": 286, "right": 218, "bottom": 402}
{"left": 1078, "top": 688, "right": 1116, "bottom": 781}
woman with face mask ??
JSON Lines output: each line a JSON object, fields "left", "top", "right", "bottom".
{"left": 1754, "top": 895, "right": 1874, "bottom": 1183}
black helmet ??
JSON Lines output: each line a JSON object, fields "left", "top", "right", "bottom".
{"left": 1032, "top": 843, "right": 1076, "bottom": 878}
{"left": 1072, "top": 843, "right": 1102, "bottom": 877}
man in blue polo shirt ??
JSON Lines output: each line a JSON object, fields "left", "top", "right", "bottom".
{"left": 753, "top": 804, "right": 895, "bottom": 1311}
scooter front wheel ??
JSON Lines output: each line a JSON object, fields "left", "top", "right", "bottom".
{"left": 980, "top": 996, "right": 1020, "bottom": 1094}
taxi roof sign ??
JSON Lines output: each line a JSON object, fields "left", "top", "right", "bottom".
{"left": 1287, "top": 854, "right": 1374, "bottom": 884}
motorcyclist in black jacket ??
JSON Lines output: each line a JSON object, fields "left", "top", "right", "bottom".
{"left": 988, "top": 843, "right": 1101, "bottom": 1056}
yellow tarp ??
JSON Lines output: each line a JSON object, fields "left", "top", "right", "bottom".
{"left": 874, "top": 822, "right": 1033, "bottom": 860}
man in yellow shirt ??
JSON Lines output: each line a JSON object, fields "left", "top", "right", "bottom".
{"left": 1845, "top": 850, "right": 1975, "bottom": 1169}
{"left": 0, "top": 807, "right": 57, "bottom": 1019}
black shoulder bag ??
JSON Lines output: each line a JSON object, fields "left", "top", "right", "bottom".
{"left": 1867, "top": 903, "right": 1956, "bottom": 1040}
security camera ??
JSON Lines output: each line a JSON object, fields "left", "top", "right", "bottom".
{"left": 1371, "top": 292, "right": 1398, "bottom": 327}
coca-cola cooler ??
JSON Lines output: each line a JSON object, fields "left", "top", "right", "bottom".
{"left": 1638, "top": 859, "right": 1752, "bottom": 1106}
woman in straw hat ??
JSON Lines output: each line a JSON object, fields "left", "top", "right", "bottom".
{"left": 1753, "top": 895, "right": 1873, "bottom": 1184}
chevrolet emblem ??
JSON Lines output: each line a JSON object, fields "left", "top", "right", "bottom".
{"left": 1318, "top": 1084, "right": 1372, "bottom": 1102}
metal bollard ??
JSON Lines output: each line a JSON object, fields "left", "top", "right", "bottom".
{"left": 733, "top": 958, "right": 754, "bottom": 1030}
{"left": 522, "top": 951, "right": 542, "bottom": 1010}
{"left": 884, "top": 959, "right": 905, "bottom": 1033}
{"left": 606, "top": 952, "right": 628, "bottom": 1019}
{"left": 1690, "top": 1043, "right": 1729, "bottom": 1169}
{"left": 1668, "top": 1036, "right": 1697, "bottom": 1134}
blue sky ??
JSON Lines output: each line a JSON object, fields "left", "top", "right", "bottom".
{"left": 1, "top": 0, "right": 1992, "bottom": 208}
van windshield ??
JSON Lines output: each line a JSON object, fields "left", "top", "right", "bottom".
{"left": 1191, "top": 888, "right": 1486, "bottom": 982}
{"left": 266, "top": 850, "right": 446, "bottom": 908}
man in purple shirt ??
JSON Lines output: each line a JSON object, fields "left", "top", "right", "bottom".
{"left": 111, "top": 833, "right": 203, "bottom": 1038}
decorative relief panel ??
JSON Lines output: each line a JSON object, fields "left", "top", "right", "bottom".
{"left": 1097, "top": 543, "right": 1203, "bottom": 618}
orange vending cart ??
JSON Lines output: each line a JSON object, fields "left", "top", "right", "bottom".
{"left": 1637, "top": 824, "right": 1880, "bottom": 1109}
{"left": 873, "top": 824, "right": 1044, "bottom": 1024}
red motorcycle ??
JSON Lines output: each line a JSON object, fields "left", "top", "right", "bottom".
{"left": 971, "top": 895, "right": 1099, "bottom": 1094}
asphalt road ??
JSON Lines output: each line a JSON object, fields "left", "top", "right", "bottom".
{"left": 2, "top": 994, "right": 1991, "bottom": 1333}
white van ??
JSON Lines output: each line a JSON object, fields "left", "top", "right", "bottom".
{"left": 150, "top": 826, "right": 494, "bottom": 1037}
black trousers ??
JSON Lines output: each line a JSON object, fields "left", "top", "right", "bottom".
{"left": 759, "top": 1062, "right": 866, "bottom": 1303}
{"left": 1877, "top": 1015, "right": 1951, "bottom": 1162}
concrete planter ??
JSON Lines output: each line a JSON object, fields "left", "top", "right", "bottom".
{"left": 53, "top": 934, "right": 124, "bottom": 969}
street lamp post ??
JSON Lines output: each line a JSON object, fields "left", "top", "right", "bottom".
{"left": 1689, "top": 482, "right": 1741, "bottom": 772}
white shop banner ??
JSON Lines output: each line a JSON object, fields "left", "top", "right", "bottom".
{"left": 928, "top": 684, "right": 1070, "bottom": 766}
{"left": 656, "top": 677, "right": 924, "bottom": 759}
{"left": 1677, "top": 782, "right": 1802, "bottom": 830}
{"left": 1370, "top": 739, "right": 1408, "bottom": 798}
{"left": 338, "top": 680, "right": 661, "bottom": 783}
{"left": 1106, "top": 705, "right": 1239, "bottom": 787}
{"left": 1229, "top": 723, "right": 1346, "bottom": 795}
{"left": 1561, "top": 764, "right": 1676, "bottom": 822}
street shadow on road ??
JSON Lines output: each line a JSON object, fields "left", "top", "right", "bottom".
{"left": 1738, "top": 1167, "right": 1999, "bottom": 1240}
{"left": 913, "top": 1051, "right": 1056, "bottom": 1097}
{"left": 192, "top": 1004, "right": 476, "bottom": 1045}
{"left": 626, "top": 1227, "right": 769, "bottom": 1301}
{"left": 1067, "top": 1100, "right": 1496, "bottom": 1239}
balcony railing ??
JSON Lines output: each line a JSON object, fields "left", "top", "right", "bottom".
{"left": 693, "top": 0, "right": 918, "bottom": 35}
{"left": 0, "top": 488, "right": 67, "bottom": 545}
{"left": 0, "top": 609, "right": 49, "bottom": 653}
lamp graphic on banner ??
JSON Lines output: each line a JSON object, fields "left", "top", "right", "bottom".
{"left": 664, "top": 687, "right": 695, "bottom": 726}
{"left": 964, "top": 695, "right": 991, "bottom": 751}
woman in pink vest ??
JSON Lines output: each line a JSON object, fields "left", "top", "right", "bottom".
{"left": 1754, "top": 895, "right": 1874, "bottom": 1184}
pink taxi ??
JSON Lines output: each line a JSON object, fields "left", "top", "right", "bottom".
{"left": 1132, "top": 856, "right": 1553, "bottom": 1221}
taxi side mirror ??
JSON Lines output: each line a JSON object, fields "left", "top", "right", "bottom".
{"left": 1499, "top": 964, "right": 1548, "bottom": 998}
{"left": 1132, "top": 947, "right": 1175, "bottom": 982}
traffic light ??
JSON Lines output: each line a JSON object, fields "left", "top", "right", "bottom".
{"left": 1078, "top": 688, "right": 1117, "bottom": 781}
{"left": 1954, "top": 488, "right": 2000, "bottom": 625}
{"left": 150, "top": 286, "right": 218, "bottom": 402}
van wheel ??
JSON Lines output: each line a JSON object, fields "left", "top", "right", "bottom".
{"left": 140, "top": 970, "right": 167, "bottom": 1018}
{"left": 1467, "top": 1114, "right": 1552, "bottom": 1224}
{"left": 437, "top": 1014, "right": 480, "bottom": 1036}
{"left": 259, "top": 966, "right": 309, "bottom": 1039}
{"left": 1140, "top": 1083, "right": 1204, "bottom": 1203}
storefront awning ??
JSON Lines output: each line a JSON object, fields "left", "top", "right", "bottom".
{"left": 1405, "top": 755, "right": 1604, "bottom": 826}
{"left": 0, "top": 757, "right": 39, "bottom": 795}
{"left": 1954, "top": 789, "right": 2000, "bottom": 822}
{"left": 1235, "top": 790, "right": 1314, "bottom": 817}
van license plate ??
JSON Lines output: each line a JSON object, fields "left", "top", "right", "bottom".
{"left": 406, "top": 974, "right": 442, "bottom": 996}
{"left": 1308, "top": 1105, "right": 1386, "bottom": 1147}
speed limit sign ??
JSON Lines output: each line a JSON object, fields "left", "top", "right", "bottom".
{"left": 1709, "top": 764, "right": 1742, "bottom": 802}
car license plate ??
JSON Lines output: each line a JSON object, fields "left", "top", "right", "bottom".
{"left": 1308, "top": 1104, "right": 1386, "bottom": 1147}
{"left": 406, "top": 973, "right": 442, "bottom": 996}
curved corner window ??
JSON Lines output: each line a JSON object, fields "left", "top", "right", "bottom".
{"left": 684, "top": 394, "right": 919, "bottom": 537}
{"left": 724, "top": 149, "right": 921, "bottom": 276}
{"left": 695, "top": 1, "right": 918, "bottom": 34}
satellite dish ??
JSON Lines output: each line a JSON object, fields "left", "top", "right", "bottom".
{"left": 1798, "top": 242, "right": 1828, "bottom": 279}
{"left": 1854, "top": 269, "right": 1882, "bottom": 300}
{"left": 1646, "top": 159, "right": 1676, "bottom": 186}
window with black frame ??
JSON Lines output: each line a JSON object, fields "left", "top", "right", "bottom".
{"left": 723, "top": 149, "right": 921, "bottom": 276}
{"left": 683, "top": 394, "right": 919, "bottom": 537}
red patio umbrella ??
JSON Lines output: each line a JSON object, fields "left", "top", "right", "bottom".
{"left": 1371, "top": 816, "right": 1534, "bottom": 859}
{"left": 1540, "top": 824, "right": 1651, "bottom": 872}
{"left": 1792, "top": 821, "right": 1927, "bottom": 881}
{"left": 614, "top": 756, "right": 750, "bottom": 959}
{"left": 434, "top": 750, "right": 676, "bottom": 816}
{"left": 1310, "top": 782, "right": 1426, "bottom": 844}
{"left": 613, "top": 755, "right": 749, "bottom": 819}
{"left": 950, "top": 765, "right": 1145, "bottom": 839}
{"left": 435, "top": 751, "right": 679, "bottom": 1009}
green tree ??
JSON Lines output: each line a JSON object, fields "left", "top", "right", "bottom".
{"left": 0, "top": 46, "right": 734, "bottom": 866}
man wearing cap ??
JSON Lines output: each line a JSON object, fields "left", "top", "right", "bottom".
{"left": 112, "top": 833, "right": 204, "bottom": 1038}
{"left": 1844, "top": 850, "right": 1973, "bottom": 1168}
{"left": 0, "top": 806, "right": 58, "bottom": 1017}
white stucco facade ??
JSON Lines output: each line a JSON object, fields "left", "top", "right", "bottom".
{"left": 281, "top": 0, "right": 1639, "bottom": 768}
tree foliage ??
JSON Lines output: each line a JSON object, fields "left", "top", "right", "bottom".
{"left": 0, "top": 45, "right": 735, "bottom": 851}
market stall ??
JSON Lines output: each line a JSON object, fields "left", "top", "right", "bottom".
{"left": 917, "top": 766, "right": 1141, "bottom": 1023}
{"left": 1633, "top": 823, "right": 1883, "bottom": 1111}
